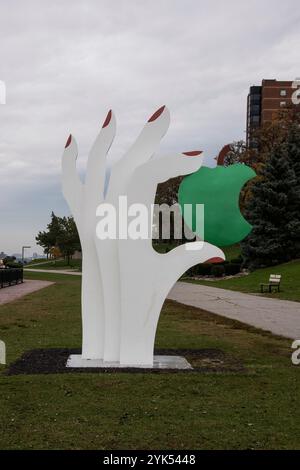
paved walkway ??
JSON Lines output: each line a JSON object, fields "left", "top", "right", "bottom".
{"left": 24, "top": 268, "right": 81, "bottom": 276}
{"left": 168, "top": 282, "right": 300, "bottom": 340}
{"left": 23, "top": 269, "right": 300, "bottom": 339}
{"left": 25, "top": 260, "right": 55, "bottom": 268}
{"left": 0, "top": 280, "right": 54, "bottom": 305}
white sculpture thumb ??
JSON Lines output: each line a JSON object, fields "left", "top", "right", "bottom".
{"left": 62, "top": 106, "right": 224, "bottom": 367}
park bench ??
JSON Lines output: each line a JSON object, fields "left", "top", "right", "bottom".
{"left": 260, "top": 274, "right": 281, "bottom": 293}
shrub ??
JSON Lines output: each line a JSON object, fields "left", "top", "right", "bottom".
{"left": 6, "top": 261, "right": 23, "bottom": 268}
{"left": 185, "top": 265, "right": 197, "bottom": 277}
{"left": 185, "top": 262, "right": 214, "bottom": 277}
{"left": 196, "top": 263, "right": 213, "bottom": 276}
{"left": 211, "top": 264, "right": 225, "bottom": 277}
{"left": 230, "top": 255, "right": 243, "bottom": 264}
{"left": 225, "top": 263, "right": 241, "bottom": 275}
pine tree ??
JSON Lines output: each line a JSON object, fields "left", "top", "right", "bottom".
{"left": 242, "top": 142, "right": 299, "bottom": 268}
{"left": 286, "top": 123, "right": 300, "bottom": 258}
{"left": 287, "top": 123, "right": 300, "bottom": 181}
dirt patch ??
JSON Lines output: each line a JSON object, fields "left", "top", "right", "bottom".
{"left": 6, "top": 348, "right": 245, "bottom": 375}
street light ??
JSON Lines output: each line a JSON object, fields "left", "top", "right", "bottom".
{"left": 22, "top": 246, "right": 31, "bottom": 265}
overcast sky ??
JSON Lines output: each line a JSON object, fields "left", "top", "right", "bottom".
{"left": 0, "top": 0, "right": 299, "bottom": 254}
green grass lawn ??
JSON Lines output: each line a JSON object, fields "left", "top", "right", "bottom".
{"left": 0, "top": 271, "right": 299, "bottom": 450}
{"left": 24, "top": 258, "right": 48, "bottom": 265}
{"left": 26, "top": 259, "right": 82, "bottom": 271}
{"left": 187, "top": 259, "right": 300, "bottom": 302}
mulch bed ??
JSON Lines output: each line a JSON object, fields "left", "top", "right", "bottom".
{"left": 5, "top": 348, "right": 245, "bottom": 375}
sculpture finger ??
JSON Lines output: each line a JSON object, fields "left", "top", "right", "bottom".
{"left": 61, "top": 134, "right": 83, "bottom": 220}
{"left": 126, "top": 152, "right": 203, "bottom": 210}
{"left": 124, "top": 105, "right": 170, "bottom": 166}
{"left": 85, "top": 110, "right": 116, "bottom": 202}
{"left": 107, "top": 106, "right": 170, "bottom": 200}
{"left": 141, "top": 151, "right": 203, "bottom": 184}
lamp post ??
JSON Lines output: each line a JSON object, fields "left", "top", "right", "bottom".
{"left": 21, "top": 246, "right": 31, "bottom": 265}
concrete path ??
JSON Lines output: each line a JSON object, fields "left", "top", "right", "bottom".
{"left": 23, "top": 269, "right": 300, "bottom": 339}
{"left": 25, "top": 260, "right": 56, "bottom": 268}
{"left": 24, "top": 268, "right": 81, "bottom": 276}
{"left": 168, "top": 282, "right": 300, "bottom": 340}
{"left": 0, "top": 280, "right": 53, "bottom": 305}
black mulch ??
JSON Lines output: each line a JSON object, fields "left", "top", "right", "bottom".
{"left": 5, "top": 348, "right": 245, "bottom": 375}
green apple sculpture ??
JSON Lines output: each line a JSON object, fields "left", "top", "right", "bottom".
{"left": 178, "top": 164, "right": 256, "bottom": 247}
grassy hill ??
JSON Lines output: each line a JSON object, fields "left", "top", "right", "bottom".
{"left": 188, "top": 259, "right": 300, "bottom": 302}
{"left": 25, "top": 258, "right": 82, "bottom": 271}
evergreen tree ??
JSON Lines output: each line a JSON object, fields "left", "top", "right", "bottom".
{"left": 287, "top": 123, "right": 300, "bottom": 181}
{"left": 242, "top": 142, "right": 299, "bottom": 268}
{"left": 286, "top": 123, "right": 300, "bottom": 258}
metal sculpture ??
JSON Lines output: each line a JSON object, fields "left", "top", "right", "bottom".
{"left": 62, "top": 106, "right": 225, "bottom": 367}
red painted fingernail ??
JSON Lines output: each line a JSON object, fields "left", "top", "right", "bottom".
{"left": 182, "top": 151, "right": 203, "bottom": 156}
{"left": 102, "top": 110, "right": 112, "bottom": 128}
{"left": 65, "top": 134, "right": 72, "bottom": 148}
{"left": 206, "top": 257, "right": 224, "bottom": 264}
{"left": 148, "top": 105, "right": 165, "bottom": 122}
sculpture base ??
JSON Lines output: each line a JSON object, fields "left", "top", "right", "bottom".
{"left": 66, "top": 354, "right": 193, "bottom": 370}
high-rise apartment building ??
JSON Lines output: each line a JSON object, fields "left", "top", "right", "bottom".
{"left": 246, "top": 79, "right": 299, "bottom": 148}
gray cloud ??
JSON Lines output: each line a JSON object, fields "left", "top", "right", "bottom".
{"left": 0, "top": 0, "right": 299, "bottom": 253}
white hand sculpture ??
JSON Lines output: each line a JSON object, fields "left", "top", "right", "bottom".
{"left": 62, "top": 106, "right": 225, "bottom": 366}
